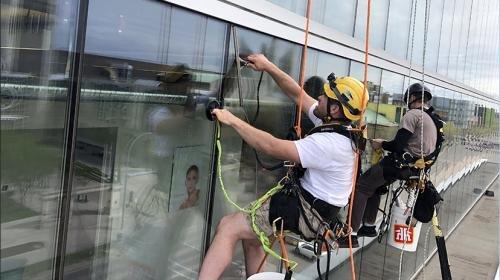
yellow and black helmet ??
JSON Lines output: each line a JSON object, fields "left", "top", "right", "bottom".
{"left": 323, "top": 73, "right": 369, "bottom": 122}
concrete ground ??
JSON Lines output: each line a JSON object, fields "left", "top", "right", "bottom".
{"left": 416, "top": 178, "right": 499, "bottom": 280}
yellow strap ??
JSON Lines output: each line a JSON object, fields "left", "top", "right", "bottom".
{"left": 411, "top": 158, "right": 434, "bottom": 169}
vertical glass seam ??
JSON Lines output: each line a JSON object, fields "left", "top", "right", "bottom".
{"left": 201, "top": 22, "right": 232, "bottom": 257}
{"left": 52, "top": 0, "right": 90, "bottom": 279}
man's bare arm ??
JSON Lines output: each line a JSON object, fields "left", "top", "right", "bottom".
{"left": 212, "top": 108, "right": 300, "bottom": 163}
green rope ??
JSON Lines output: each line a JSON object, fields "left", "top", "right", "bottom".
{"left": 215, "top": 122, "right": 298, "bottom": 270}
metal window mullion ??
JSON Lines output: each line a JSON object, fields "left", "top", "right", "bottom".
{"left": 382, "top": 0, "right": 392, "bottom": 51}
{"left": 52, "top": 0, "right": 90, "bottom": 279}
{"left": 461, "top": 0, "right": 474, "bottom": 84}
{"left": 202, "top": 22, "right": 232, "bottom": 257}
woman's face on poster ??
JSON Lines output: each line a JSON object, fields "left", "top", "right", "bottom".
{"left": 185, "top": 169, "right": 199, "bottom": 192}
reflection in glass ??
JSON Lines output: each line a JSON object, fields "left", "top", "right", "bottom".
{"left": 354, "top": 0, "right": 389, "bottom": 49}
{"left": 424, "top": 0, "right": 444, "bottom": 72}
{"left": 315, "top": 0, "right": 357, "bottom": 35}
{"left": 62, "top": 2, "right": 226, "bottom": 279}
{"left": 0, "top": 0, "right": 78, "bottom": 278}
{"left": 409, "top": 0, "right": 427, "bottom": 67}
{"left": 385, "top": 1, "right": 412, "bottom": 60}
{"left": 437, "top": 0, "right": 456, "bottom": 75}
{"left": 267, "top": 0, "right": 306, "bottom": 16}
{"left": 211, "top": 26, "right": 300, "bottom": 276}
{"left": 446, "top": 0, "right": 465, "bottom": 79}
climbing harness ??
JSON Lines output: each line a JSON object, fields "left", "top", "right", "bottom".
{"left": 208, "top": 109, "right": 364, "bottom": 280}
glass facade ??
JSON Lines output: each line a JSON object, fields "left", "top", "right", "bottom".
{"left": 1, "top": 0, "right": 498, "bottom": 280}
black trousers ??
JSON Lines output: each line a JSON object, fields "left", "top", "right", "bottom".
{"left": 350, "top": 157, "right": 418, "bottom": 232}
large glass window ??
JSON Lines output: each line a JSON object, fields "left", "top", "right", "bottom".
{"left": 354, "top": 0, "right": 389, "bottom": 50}
{"left": 446, "top": 0, "right": 465, "bottom": 79}
{"left": 409, "top": 0, "right": 427, "bottom": 67}
{"left": 424, "top": 0, "right": 444, "bottom": 72}
{"left": 437, "top": 0, "right": 455, "bottom": 75}
{"left": 385, "top": 0, "right": 412, "bottom": 60}
{"left": 267, "top": 0, "right": 306, "bottom": 16}
{"left": 456, "top": 0, "right": 473, "bottom": 82}
{"left": 1, "top": 0, "right": 79, "bottom": 279}
{"left": 462, "top": 0, "right": 479, "bottom": 86}
{"left": 316, "top": 0, "right": 357, "bottom": 35}
{"left": 211, "top": 26, "right": 301, "bottom": 276}
{"left": 62, "top": 2, "right": 227, "bottom": 279}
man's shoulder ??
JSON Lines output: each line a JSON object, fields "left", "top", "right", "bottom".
{"left": 305, "top": 131, "right": 351, "bottom": 147}
{"left": 403, "top": 109, "right": 424, "bottom": 121}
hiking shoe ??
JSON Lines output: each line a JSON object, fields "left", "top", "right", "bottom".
{"left": 337, "top": 235, "right": 359, "bottom": 248}
{"left": 357, "top": 225, "right": 377, "bottom": 237}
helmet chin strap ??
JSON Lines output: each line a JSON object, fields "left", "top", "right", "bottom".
{"left": 322, "top": 97, "right": 333, "bottom": 122}
{"left": 322, "top": 98, "right": 349, "bottom": 124}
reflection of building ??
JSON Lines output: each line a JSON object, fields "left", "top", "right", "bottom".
{"left": 1, "top": 0, "right": 499, "bottom": 279}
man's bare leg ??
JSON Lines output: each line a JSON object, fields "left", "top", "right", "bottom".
{"left": 199, "top": 212, "right": 258, "bottom": 280}
{"left": 243, "top": 238, "right": 265, "bottom": 277}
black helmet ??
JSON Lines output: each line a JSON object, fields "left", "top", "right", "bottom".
{"left": 404, "top": 83, "right": 432, "bottom": 104}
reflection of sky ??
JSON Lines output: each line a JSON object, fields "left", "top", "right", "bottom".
{"left": 385, "top": 1, "right": 412, "bottom": 60}
{"left": 355, "top": 0, "right": 389, "bottom": 49}
{"left": 440, "top": 0, "right": 499, "bottom": 96}
{"left": 52, "top": 0, "right": 79, "bottom": 50}
{"left": 55, "top": 0, "right": 498, "bottom": 96}
{"left": 85, "top": 0, "right": 166, "bottom": 63}
{"left": 83, "top": 0, "right": 226, "bottom": 72}
{"left": 322, "top": 0, "right": 356, "bottom": 35}
{"left": 380, "top": 71, "right": 404, "bottom": 95}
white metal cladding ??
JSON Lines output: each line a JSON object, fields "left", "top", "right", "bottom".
{"left": 163, "top": 0, "right": 498, "bottom": 104}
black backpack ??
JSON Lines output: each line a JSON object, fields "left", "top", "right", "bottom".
{"left": 424, "top": 106, "right": 445, "bottom": 162}
{"left": 413, "top": 180, "right": 443, "bottom": 223}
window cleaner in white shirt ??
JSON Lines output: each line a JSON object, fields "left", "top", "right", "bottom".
{"left": 199, "top": 54, "right": 368, "bottom": 280}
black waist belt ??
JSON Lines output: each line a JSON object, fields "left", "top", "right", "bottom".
{"left": 300, "top": 187, "right": 340, "bottom": 223}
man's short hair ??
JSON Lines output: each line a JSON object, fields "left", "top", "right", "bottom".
{"left": 304, "top": 76, "right": 326, "bottom": 99}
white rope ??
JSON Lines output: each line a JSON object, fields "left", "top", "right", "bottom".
{"left": 397, "top": 0, "right": 418, "bottom": 277}
{"left": 420, "top": 0, "right": 430, "bottom": 160}
{"left": 404, "top": 0, "right": 418, "bottom": 106}
{"left": 398, "top": 0, "right": 431, "bottom": 278}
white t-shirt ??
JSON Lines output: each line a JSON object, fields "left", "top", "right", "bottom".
{"left": 293, "top": 103, "right": 355, "bottom": 207}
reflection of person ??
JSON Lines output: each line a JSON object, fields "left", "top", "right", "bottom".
{"left": 342, "top": 83, "right": 438, "bottom": 248}
{"left": 199, "top": 54, "right": 368, "bottom": 279}
{"left": 179, "top": 165, "right": 200, "bottom": 209}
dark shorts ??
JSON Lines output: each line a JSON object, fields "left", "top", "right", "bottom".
{"left": 251, "top": 188, "right": 341, "bottom": 240}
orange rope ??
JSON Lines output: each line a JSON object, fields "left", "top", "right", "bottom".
{"left": 256, "top": 237, "right": 277, "bottom": 273}
{"left": 294, "top": 0, "right": 312, "bottom": 139}
{"left": 347, "top": 0, "right": 372, "bottom": 279}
